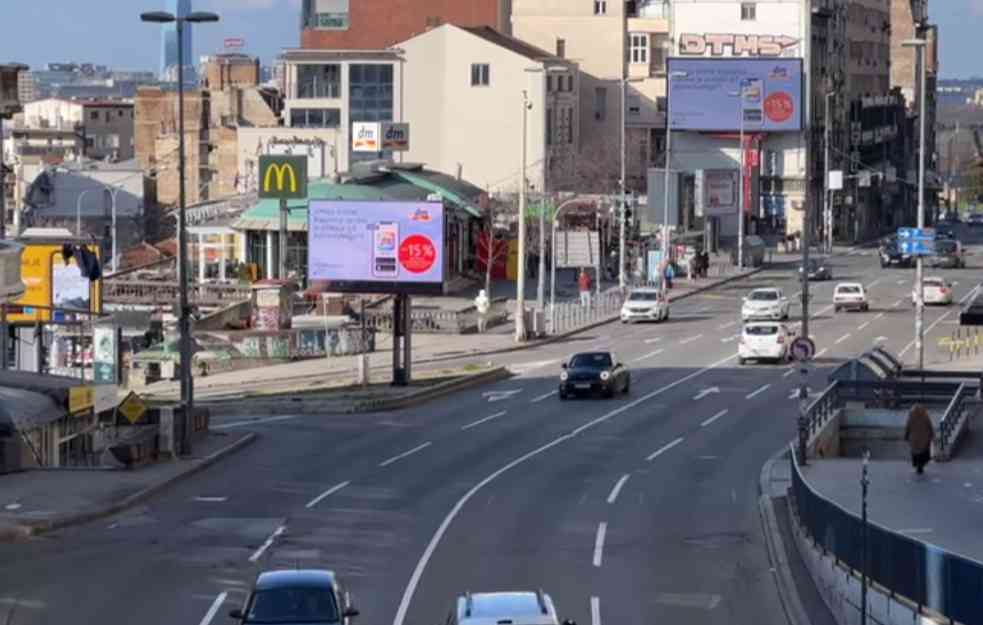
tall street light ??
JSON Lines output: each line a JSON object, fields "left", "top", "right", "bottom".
{"left": 661, "top": 70, "right": 687, "bottom": 295}
{"left": 824, "top": 90, "right": 836, "bottom": 255}
{"left": 515, "top": 89, "right": 532, "bottom": 342}
{"left": 142, "top": 9, "right": 219, "bottom": 455}
{"left": 730, "top": 79, "right": 751, "bottom": 272}
{"left": 903, "top": 38, "right": 927, "bottom": 371}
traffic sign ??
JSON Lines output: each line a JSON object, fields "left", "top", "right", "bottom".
{"left": 118, "top": 392, "right": 147, "bottom": 425}
{"left": 790, "top": 337, "right": 816, "bottom": 362}
{"left": 897, "top": 227, "right": 935, "bottom": 241}
{"left": 897, "top": 227, "right": 936, "bottom": 257}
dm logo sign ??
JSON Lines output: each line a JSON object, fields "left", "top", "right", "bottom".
{"left": 259, "top": 155, "right": 308, "bottom": 200}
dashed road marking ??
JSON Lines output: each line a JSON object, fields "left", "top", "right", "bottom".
{"left": 700, "top": 409, "right": 728, "bottom": 427}
{"left": 835, "top": 333, "right": 851, "bottom": 344}
{"left": 592, "top": 522, "right": 607, "bottom": 567}
{"left": 461, "top": 411, "right": 508, "bottom": 431}
{"left": 717, "top": 321, "right": 738, "bottom": 330}
{"left": 591, "top": 597, "right": 601, "bottom": 625}
{"left": 607, "top": 474, "right": 631, "bottom": 504}
{"left": 379, "top": 442, "right": 432, "bottom": 467}
{"left": 249, "top": 526, "right": 286, "bottom": 563}
{"left": 197, "top": 592, "right": 228, "bottom": 625}
{"left": 530, "top": 390, "right": 558, "bottom": 403}
{"left": 857, "top": 322, "right": 870, "bottom": 331}
{"left": 746, "top": 384, "right": 771, "bottom": 400}
{"left": 305, "top": 481, "right": 350, "bottom": 509}
{"left": 646, "top": 437, "right": 685, "bottom": 461}
{"left": 680, "top": 334, "right": 704, "bottom": 345}
{"left": 632, "top": 349, "right": 664, "bottom": 362}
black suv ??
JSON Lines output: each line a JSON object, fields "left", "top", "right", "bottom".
{"left": 879, "top": 238, "right": 913, "bottom": 268}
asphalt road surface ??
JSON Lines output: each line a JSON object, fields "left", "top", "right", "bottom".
{"left": 2, "top": 225, "right": 981, "bottom": 625}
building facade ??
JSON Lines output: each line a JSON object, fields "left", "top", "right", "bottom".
{"left": 20, "top": 98, "right": 135, "bottom": 162}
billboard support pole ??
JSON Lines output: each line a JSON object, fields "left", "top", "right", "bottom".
{"left": 404, "top": 295, "right": 411, "bottom": 383}
{"left": 392, "top": 295, "right": 404, "bottom": 386}
{"left": 278, "top": 198, "right": 288, "bottom": 280}
{"left": 738, "top": 83, "right": 745, "bottom": 272}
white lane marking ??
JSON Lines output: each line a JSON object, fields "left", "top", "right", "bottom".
{"left": 816, "top": 348, "right": 829, "bottom": 358}
{"left": 632, "top": 349, "right": 664, "bottom": 362}
{"left": 680, "top": 334, "right": 704, "bottom": 345}
{"left": 745, "top": 384, "right": 771, "bottom": 400}
{"left": 693, "top": 387, "right": 720, "bottom": 400}
{"left": 717, "top": 321, "right": 738, "bottom": 330}
{"left": 644, "top": 337, "right": 663, "bottom": 344}
{"left": 249, "top": 526, "right": 286, "bottom": 562}
{"left": 193, "top": 496, "right": 227, "bottom": 503}
{"left": 899, "top": 528, "right": 934, "bottom": 534}
{"left": 874, "top": 313, "right": 885, "bottom": 320}
{"left": 197, "top": 592, "right": 228, "bottom": 625}
{"left": 461, "top": 411, "right": 508, "bottom": 431}
{"left": 379, "top": 442, "right": 432, "bottom": 467}
{"left": 213, "top": 414, "right": 300, "bottom": 430}
{"left": 591, "top": 597, "right": 601, "bottom": 625}
{"left": 783, "top": 369, "right": 795, "bottom": 378}
{"left": 646, "top": 437, "right": 685, "bottom": 461}
{"left": 391, "top": 352, "right": 738, "bottom": 625}
{"left": 720, "top": 334, "right": 741, "bottom": 343}
{"left": 899, "top": 308, "right": 957, "bottom": 358}
{"left": 305, "top": 481, "right": 350, "bottom": 509}
{"left": 508, "top": 359, "right": 559, "bottom": 374}
{"left": 592, "top": 522, "right": 607, "bottom": 567}
{"left": 700, "top": 409, "right": 728, "bottom": 427}
{"left": 897, "top": 279, "right": 906, "bottom": 285}
{"left": 893, "top": 299, "right": 904, "bottom": 308}
{"left": 482, "top": 390, "right": 522, "bottom": 403}
{"left": 857, "top": 321, "right": 870, "bottom": 331}
{"left": 530, "top": 390, "right": 558, "bottom": 403}
{"left": 866, "top": 278, "right": 882, "bottom": 288}
{"left": 835, "top": 333, "right": 851, "bottom": 344}
{"left": 607, "top": 474, "right": 631, "bottom": 504}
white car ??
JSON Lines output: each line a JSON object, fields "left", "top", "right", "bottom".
{"left": 450, "top": 592, "right": 562, "bottom": 625}
{"left": 912, "top": 277, "right": 953, "bottom": 306}
{"left": 621, "top": 287, "right": 669, "bottom": 323}
{"left": 741, "top": 288, "right": 790, "bottom": 322}
{"left": 833, "top": 282, "right": 869, "bottom": 312}
{"left": 739, "top": 322, "right": 793, "bottom": 365}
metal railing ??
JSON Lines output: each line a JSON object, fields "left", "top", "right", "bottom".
{"left": 937, "top": 382, "right": 977, "bottom": 460}
{"left": 363, "top": 300, "right": 510, "bottom": 335}
{"left": 789, "top": 444, "right": 983, "bottom": 625}
{"left": 548, "top": 291, "right": 624, "bottom": 335}
{"left": 103, "top": 280, "right": 252, "bottom": 307}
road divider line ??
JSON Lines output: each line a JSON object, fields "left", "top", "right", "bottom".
{"left": 900, "top": 308, "right": 957, "bottom": 358}
{"left": 645, "top": 337, "right": 663, "bottom": 344}
{"left": 816, "top": 348, "right": 829, "bottom": 358}
{"left": 858, "top": 322, "right": 870, "bottom": 331}
{"left": 461, "top": 411, "right": 508, "bottom": 431}
{"left": 305, "top": 481, "right": 350, "bottom": 509}
{"left": 214, "top": 414, "right": 300, "bottom": 430}
{"left": 591, "top": 597, "right": 601, "bottom": 625}
{"left": 700, "top": 409, "right": 728, "bottom": 427}
{"left": 392, "top": 351, "right": 738, "bottom": 625}
{"left": 632, "top": 349, "right": 664, "bottom": 362}
{"left": 249, "top": 526, "right": 286, "bottom": 562}
{"left": 746, "top": 384, "right": 771, "bottom": 400}
{"left": 717, "top": 321, "right": 738, "bottom": 330}
{"left": 893, "top": 299, "right": 904, "bottom": 308}
{"left": 679, "top": 334, "right": 704, "bottom": 345}
{"left": 197, "top": 592, "right": 228, "bottom": 625}
{"left": 874, "top": 313, "right": 885, "bottom": 320}
{"left": 593, "top": 522, "right": 607, "bottom": 567}
{"left": 646, "top": 437, "right": 685, "bottom": 461}
{"left": 783, "top": 369, "right": 795, "bottom": 378}
{"left": 835, "top": 333, "right": 851, "bottom": 344}
{"left": 530, "top": 390, "right": 558, "bottom": 403}
{"left": 607, "top": 474, "right": 631, "bottom": 504}
{"left": 379, "top": 442, "right": 432, "bottom": 467}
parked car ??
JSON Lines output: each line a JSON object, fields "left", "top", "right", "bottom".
{"left": 620, "top": 287, "right": 669, "bottom": 323}
{"left": 799, "top": 257, "right": 832, "bottom": 281}
{"left": 448, "top": 591, "right": 570, "bottom": 625}
{"left": 833, "top": 282, "right": 869, "bottom": 312}
{"left": 559, "top": 351, "right": 630, "bottom": 399}
{"left": 738, "top": 322, "right": 794, "bottom": 365}
{"left": 929, "top": 239, "right": 965, "bottom": 269}
{"left": 912, "top": 277, "right": 954, "bottom": 306}
{"left": 729, "top": 235, "right": 768, "bottom": 268}
{"left": 230, "top": 570, "right": 360, "bottom": 625}
{"left": 879, "top": 238, "right": 913, "bottom": 268}
{"left": 741, "top": 288, "right": 790, "bottom": 322}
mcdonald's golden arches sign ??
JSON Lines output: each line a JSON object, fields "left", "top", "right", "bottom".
{"left": 258, "top": 155, "right": 308, "bottom": 200}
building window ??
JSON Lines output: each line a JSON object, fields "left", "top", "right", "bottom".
{"left": 297, "top": 64, "right": 341, "bottom": 98}
{"left": 594, "top": 0, "right": 606, "bottom": 15}
{"left": 652, "top": 33, "right": 669, "bottom": 72}
{"left": 349, "top": 63, "right": 395, "bottom": 161}
{"left": 556, "top": 38, "right": 566, "bottom": 58}
{"left": 594, "top": 87, "right": 607, "bottom": 121}
{"left": 289, "top": 107, "right": 341, "bottom": 128}
{"left": 628, "top": 94, "right": 641, "bottom": 116}
{"left": 89, "top": 111, "right": 99, "bottom": 121}
{"left": 303, "top": 0, "right": 350, "bottom": 30}
{"left": 547, "top": 75, "right": 555, "bottom": 92}
{"left": 470, "top": 63, "right": 490, "bottom": 87}
{"left": 547, "top": 108, "right": 553, "bottom": 146}
{"left": 741, "top": 2, "right": 756, "bottom": 20}
{"left": 630, "top": 33, "right": 649, "bottom": 64}
{"left": 567, "top": 108, "right": 574, "bottom": 143}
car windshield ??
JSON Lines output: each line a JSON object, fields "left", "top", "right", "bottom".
{"left": 745, "top": 325, "right": 779, "bottom": 336}
{"left": 569, "top": 353, "right": 613, "bottom": 369}
{"left": 807, "top": 260, "right": 820, "bottom": 270}
{"left": 246, "top": 588, "right": 339, "bottom": 624}
{"left": 924, "top": 279, "right": 944, "bottom": 287}
{"left": 628, "top": 291, "right": 661, "bottom": 302}
{"left": 837, "top": 286, "right": 861, "bottom": 294}
{"left": 749, "top": 291, "right": 779, "bottom": 301}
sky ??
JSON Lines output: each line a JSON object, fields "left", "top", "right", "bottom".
{"left": 0, "top": 0, "right": 978, "bottom": 78}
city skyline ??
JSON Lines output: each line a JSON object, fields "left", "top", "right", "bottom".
{"left": 0, "top": 0, "right": 978, "bottom": 78}
{"left": 159, "top": 0, "right": 194, "bottom": 80}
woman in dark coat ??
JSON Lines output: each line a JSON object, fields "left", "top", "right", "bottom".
{"left": 904, "top": 404, "right": 934, "bottom": 475}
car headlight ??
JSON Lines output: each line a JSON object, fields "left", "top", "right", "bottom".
{"left": 560, "top": 371, "right": 569, "bottom": 381}
{"left": 600, "top": 371, "right": 611, "bottom": 381}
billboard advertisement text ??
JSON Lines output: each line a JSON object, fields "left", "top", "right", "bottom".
{"left": 668, "top": 58, "right": 803, "bottom": 132}
{"left": 308, "top": 201, "right": 445, "bottom": 295}
{"left": 9, "top": 244, "right": 101, "bottom": 323}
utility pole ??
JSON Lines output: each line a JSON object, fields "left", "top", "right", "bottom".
{"left": 620, "top": 77, "right": 627, "bottom": 290}
{"left": 824, "top": 92, "right": 833, "bottom": 254}
{"left": 738, "top": 83, "right": 746, "bottom": 271}
{"left": 908, "top": 39, "right": 928, "bottom": 371}
{"left": 515, "top": 91, "right": 530, "bottom": 342}
{"left": 860, "top": 449, "right": 870, "bottom": 625}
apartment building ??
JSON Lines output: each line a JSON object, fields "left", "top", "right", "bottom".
{"left": 21, "top": 99, "right": 135, "bottom": 162}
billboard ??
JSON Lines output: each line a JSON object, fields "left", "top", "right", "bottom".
{"left": 308, "top": 200, "right": 445, "bottom": 295}
{"left": 9, "top": 244, "right": 101, "bottom": 323}
{"left": 352, "top": 122, "right": 410, "bottom": 152}
{"left": 697, "top": 169, "right": 740, "bottom": 216}
{"left": 258, "top": 155, "right": 308, "bottom": 200}
{"left": 667, "top": 58, "right": 803, "bottom": 132}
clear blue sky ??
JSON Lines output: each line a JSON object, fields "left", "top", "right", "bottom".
{"left": 0, "top": 0, "right": 976, "bottom": 78}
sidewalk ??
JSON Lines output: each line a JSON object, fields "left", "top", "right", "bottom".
{"left": 0, "top": 431, "right": 255, "bottom": 542}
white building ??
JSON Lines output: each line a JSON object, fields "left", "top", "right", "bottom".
{"left": 399, "top": 24, "right": 579, "bottom": 194}
{"left": 664, "top": 0, "right": 812, "bottom": 240}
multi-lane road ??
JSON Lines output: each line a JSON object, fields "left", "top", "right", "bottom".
{"left": 2, "top": 229, "right": 981, "bottom": 625}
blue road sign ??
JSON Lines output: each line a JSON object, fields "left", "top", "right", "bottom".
{"left": 897, "top": 227, "right": 935, "bottom": 241}
{"left": 898, "top": 240, "right": 936, "bottom": 256}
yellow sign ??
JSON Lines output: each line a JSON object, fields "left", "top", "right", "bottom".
{"left": 69, "top": 385, "right": 94, "bottom": 414}
{"left": 258, "top": 155, "right": 307, "bottom": 199}
{"left": 118, "top": 392, "right": 147, "bottom": 425}
{"left": 9, "top": 242, "right": 102, "bottom": 324}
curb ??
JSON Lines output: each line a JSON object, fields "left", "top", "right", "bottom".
{"left": 758, "top": 446, "right": 813, "bottom": 625}
{"left": 1, "top": 432, "right": 257, "bottom": 542}
{"left": 348, "top": 366, "right": 512, "bottom": 413}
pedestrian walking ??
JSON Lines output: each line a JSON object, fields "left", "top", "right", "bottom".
{"left": 904, "top": 404, "right": 934, "bottom": 475}
{"left": 578, "top": 268, "right": 592, "bottom": 307}
{"left": 700, "top": 250, "right": 710, "bottom": 278}
{"left": 474, "top": 289, "right": 491, "bottom": 333}
{"left": 664, "top": 262, "right": 675, "bottom": 290}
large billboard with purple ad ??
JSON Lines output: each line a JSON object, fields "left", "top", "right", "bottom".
{"left": 667, "top": 57, "right": 803, "bottom": 132}
{"left": 308, "top": 200, "right": 445, "bottom": 295}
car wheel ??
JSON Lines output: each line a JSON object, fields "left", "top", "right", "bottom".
{"left": 623, "top": 376, "right": 631, "bottom": 394}
{"left": 862, "top": 304, "right": 869, "bottom": 312}
{"left": 664, "top": 310, "right": 670, "bottom": 321}
{"left": 621, "top": 319, "right": 628, "bottom": 324}
{"left": 738, "top": 357, "right": 746, "bottom": 365}
{"left": 834, "top": 305, "right": 840, "bottom": 313}
{"left": 604, "top": 388, "right": 615, "bottom": 399}
{"left": 559, "top": 389, "right": 567, "bottom": 400}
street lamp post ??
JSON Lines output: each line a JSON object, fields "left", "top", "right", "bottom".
{"left": 75, "top": 188, "right": 95, "bottom": 236}
{"left": 737, "top": 81, "right": 746, "bottom": 272}
{"left": 662, "top": 71, "right": 687, "bottom": 295}
{"left": 516, "top": 90, "right": 532, "bottom": 342}
{"left": 904, "top": 38, "right": 928, "bottom": 371}
{"left": 824, "top": 91, "right": 835, "bottom": 254}
{"left": 142, "top": 9, "right": 219, "bottom": 455}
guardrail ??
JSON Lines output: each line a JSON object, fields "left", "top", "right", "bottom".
{"left": 103, "top": 280, "right": 252, "bottom": 307}
{"left": 363, "top": 299, "right": 510, "bottom": 334}
{"left": 937, "top": 383, "right": 978, "bottom": 460}
{"left": 789, "top": 443, "right": 983, "bottom": 625}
